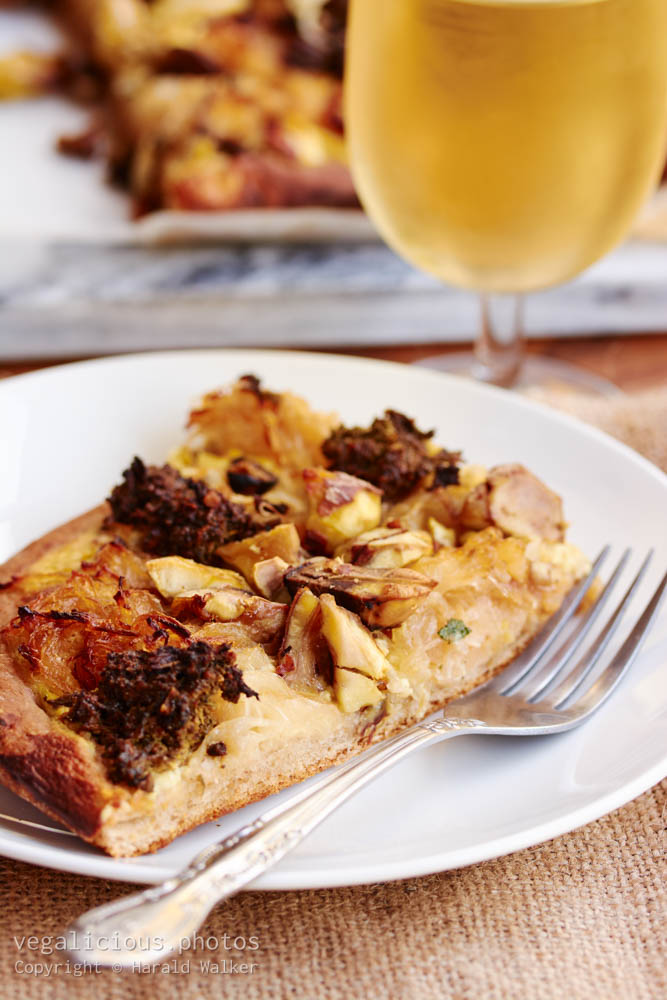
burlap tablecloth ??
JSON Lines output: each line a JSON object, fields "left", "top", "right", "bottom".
{"left": 1, "top": 386, "right": 666, "bottom": 1000}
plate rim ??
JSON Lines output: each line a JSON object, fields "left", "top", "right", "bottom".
{"left": 3, "top": 346, "right": 666, "bottom": 490}
{"left": 0, "top": 347, "right": 665, "bottom": 887}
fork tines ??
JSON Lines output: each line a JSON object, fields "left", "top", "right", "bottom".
{"left": 488, "top": 548, "right": 666, "bottom": 713}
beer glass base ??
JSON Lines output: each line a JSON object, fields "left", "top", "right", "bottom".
{"left": 413, "top": 352, "right": 622, "bottom": 397}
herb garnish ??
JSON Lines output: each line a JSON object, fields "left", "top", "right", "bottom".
{"left": 438, "top": 619, "right": 471, "bottom": 642}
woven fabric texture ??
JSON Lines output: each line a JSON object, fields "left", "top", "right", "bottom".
{"left": 1, "top": 386, "right": 666, "bottom": 1000}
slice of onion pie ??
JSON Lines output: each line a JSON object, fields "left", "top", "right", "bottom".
{"left": 0, "top": 376, "right": 589, "bottom": 856}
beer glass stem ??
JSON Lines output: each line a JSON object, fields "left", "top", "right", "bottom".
{"left": 473, "top": 293, "right": 524, "bottom": 387}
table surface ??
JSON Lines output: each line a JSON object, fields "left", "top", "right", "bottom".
{"left": 2, "top": 332, "right": 667, "bottom": 392}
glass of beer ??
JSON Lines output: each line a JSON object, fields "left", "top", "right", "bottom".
{"left": 345, "top": 0, "right": 667, "bottom": 388}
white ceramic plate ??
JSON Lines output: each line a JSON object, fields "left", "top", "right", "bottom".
{"left": 0, "top": 350, "right": 665, "bottom": 887}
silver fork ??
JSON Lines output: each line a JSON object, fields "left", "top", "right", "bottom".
{"left": 67, "top": 548, "right": 666, "bottom": 968}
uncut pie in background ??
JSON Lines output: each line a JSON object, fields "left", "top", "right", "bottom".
{"left": 0, "top": 0, "right": 356, "bottom": 215}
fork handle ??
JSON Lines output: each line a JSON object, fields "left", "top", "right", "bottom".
{"left": 67, "top": 718, "right": 472, "bottom": 967}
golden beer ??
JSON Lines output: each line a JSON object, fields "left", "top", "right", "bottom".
{"left": 346, "top": 0, "right": 667, "bottom": 292}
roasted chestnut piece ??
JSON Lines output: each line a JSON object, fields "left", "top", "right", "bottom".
{"left": 284, "top": 557, "right": 437, "bottom": 629}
